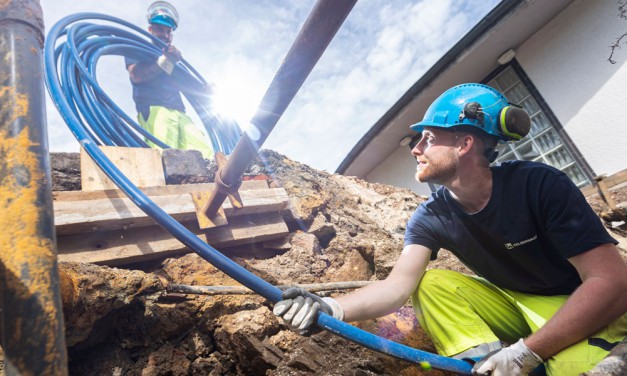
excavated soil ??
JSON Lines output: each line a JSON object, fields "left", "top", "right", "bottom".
{"left": 3, "top": 150, "right": 626, "bottom": 375}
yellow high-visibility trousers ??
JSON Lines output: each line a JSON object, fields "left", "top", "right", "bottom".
{"left": 139, "top": 106, "right": 214, "bottom": 160}
{"left": 412, "top": 269, "right": 627, "bottom": 375}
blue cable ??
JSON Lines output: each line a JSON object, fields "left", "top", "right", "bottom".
{"left": 44, "top": 13, "right": 472, "bottom": 375}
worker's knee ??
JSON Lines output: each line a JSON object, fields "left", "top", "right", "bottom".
{"left": 545, "top": 339, "right": 616, "bottom": 375}
{"left": 419, "top": 269, "right": 445, "bottom": 286}
{"left": 545, "top": 313, "right": 627, "bottom": 375}
{"left": 417, "top": 269, "right": 468, "bottom": 297}
{"left": 412, "top": 269, "right": 466, "bottom": 319}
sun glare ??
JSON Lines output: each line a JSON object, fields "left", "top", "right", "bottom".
{"left": 212, "top": 75, "right": 263, "bottom": 128}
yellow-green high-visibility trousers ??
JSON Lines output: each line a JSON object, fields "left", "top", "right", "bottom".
{"left": 412, "top": 269, "right": 627, "bottom": 375}
{"left": 139, "top": 106, "right": 214, "bottom": 160}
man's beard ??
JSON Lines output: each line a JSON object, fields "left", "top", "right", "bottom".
{"left": 416, "top": 154, "right": 456, "bottom": 185}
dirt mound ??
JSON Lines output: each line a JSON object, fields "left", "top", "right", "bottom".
{"left": 49, "top": 150, "right": 459, "bottom": 376}
{"left": 5, "top": 150, "right": 625, "bottom": 375}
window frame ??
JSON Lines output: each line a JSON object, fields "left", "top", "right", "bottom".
{"left": 482, "top": 59, "right": 596, "bottom": 185}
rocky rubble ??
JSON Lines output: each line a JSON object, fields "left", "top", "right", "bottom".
{"left": 3, "top": 150, "right": 626, "bottom": 375}
{"left": 50, "top": 149, "right": 456, "bottom": 376}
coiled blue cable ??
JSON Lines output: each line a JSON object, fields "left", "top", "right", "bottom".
{"left": 44, "top": 13, "right": 472, "bottom": 375}
{"left": 49, "top": 13, "right": 240, "bottom": 153}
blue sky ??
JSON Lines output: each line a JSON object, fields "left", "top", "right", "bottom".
{"left": 42, "top": 0, "right": 500, "bottom": 172}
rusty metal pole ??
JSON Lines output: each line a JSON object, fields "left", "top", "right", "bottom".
{"left": 203, "top": 0, "right": 357, "bottom": 218}
{"left": 0, "top": 1, "right": 69, "bottom": 375}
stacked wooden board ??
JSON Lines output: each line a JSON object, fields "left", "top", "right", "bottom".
{"left": 54, "top": 147, "right": 290, "bottom": 266}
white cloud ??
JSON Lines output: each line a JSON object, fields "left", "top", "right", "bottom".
{"left": 41, "top": 0, "right": 499, "bottom": 172}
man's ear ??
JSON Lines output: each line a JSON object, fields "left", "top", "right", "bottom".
{"left": 457, "top": 134, "right": 474, "bottom": 157}
{"left": 148, "top": 25, "right": 153, "bottom": 34}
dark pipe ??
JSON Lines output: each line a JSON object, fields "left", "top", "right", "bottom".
{"left": 0, "top": 1, "right": 68, "bottom": 374}
{"left": 43, "top": 10, "right": 473, "bottom": 373}
{"left": 203, "top": 0, "right": 358, "bottom": 217}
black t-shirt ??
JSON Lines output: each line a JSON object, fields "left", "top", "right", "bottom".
{"left": 404, "top": 160, "right": 617, "bottom": 295}
{"left": 125, "top": 56, "right": 186, "bottom": 119}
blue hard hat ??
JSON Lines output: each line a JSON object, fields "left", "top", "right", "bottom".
{"left": 147, "top": 1, "right": 179, "bottom": 30}
{"left": 411, "top": 83, "right": 530, "bottom": 141}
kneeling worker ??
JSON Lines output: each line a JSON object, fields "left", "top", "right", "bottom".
{"left": 274, "top": 83, "right": 627, "bottom": 375}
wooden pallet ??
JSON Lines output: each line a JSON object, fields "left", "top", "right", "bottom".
{"left": 54, "top": 182, "right": 289, "bottom": 235}
{"left": 55, "top": 147, "right": 291, "bottom": 266}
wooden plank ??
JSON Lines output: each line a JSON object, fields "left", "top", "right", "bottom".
{"left": 603, "top": 168, "right": 627, "bottom": 189}
{"left": 53, "top": 180, "right": 269, "bottom": 201}
{"left": 202, "top": 213, "right": 289, "bottom": 247}
{"left": 54, "top": 187, "right": 289, "bottom": 235}
{"left": 57, "top": 213, "right": 288, "bottom": 266}
{"left": 581, "top": 168, "right": 627, "bottom": 198}
{"left": 80, "top": 146, "right": 165, "bottom": 191}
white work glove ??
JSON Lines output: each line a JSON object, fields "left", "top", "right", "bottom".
{"left": 272, "top": 287, "right": 344, "bottom": 336}
{"left": 156, "top": 45, "right": 181, "bottom": 75}
{"left": 156, "top": 54, "right": 176, "bottom": 75}
{"left": 472, "top": 338, "right": 543, "bottom": 376}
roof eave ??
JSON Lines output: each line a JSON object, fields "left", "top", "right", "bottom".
{"left": 335, "top": 0, "right": 526, "bottom": 175}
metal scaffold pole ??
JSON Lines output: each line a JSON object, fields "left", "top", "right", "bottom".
{"left": 0, "top": 0, "right": 69, "bottom": 374}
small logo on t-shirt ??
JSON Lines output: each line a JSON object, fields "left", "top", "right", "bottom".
{"left": 504, "top": 235, "right": 537, "bottom": 250}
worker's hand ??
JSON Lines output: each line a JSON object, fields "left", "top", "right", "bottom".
{"left": 472, "top": 338, "right": 543, "bottom": 376}
{"left": 272, "top": 287, "right": 344, "bottom": 336}
{"left": 163, "top": 45, "right": 182, "bottom": 62}
{"left": 156, "top": 45, "right": 182, "bottom": 75}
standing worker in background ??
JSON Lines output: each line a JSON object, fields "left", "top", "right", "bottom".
{"left": 125, "top": 1, "right": 214, "bottom": 159}
{"left": 274, "top": 83, "right": 627, "bottom": 375}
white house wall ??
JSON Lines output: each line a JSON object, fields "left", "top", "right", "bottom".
{"left": 365, "top": 0, "right": 625, "bottom": 195}
{"left": 516, "top": 0, "right": 627, "bottom": 176}
{"left": 365, "top": 145, "right": 433, "bottom": 196}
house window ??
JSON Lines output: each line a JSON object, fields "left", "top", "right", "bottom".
{"left": 486, "top": 63, "right": 594, "bottom": 187}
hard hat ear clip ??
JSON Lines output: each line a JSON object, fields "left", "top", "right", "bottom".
{"left": 461, "top": 101, "right": 484, "bottom": 123}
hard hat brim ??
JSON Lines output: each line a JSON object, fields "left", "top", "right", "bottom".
{"left": 410, "top": 120, "right": 458, "bottom": 134}
{"left": 149, "top": 17, "right": 176, "bottom": 30}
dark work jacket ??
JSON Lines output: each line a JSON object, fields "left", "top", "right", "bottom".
{"left": 404, "top": 160, "right": 617, "bottom": 295}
